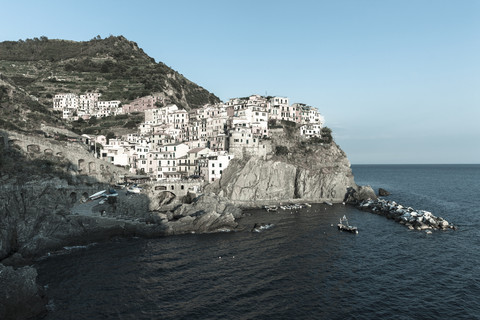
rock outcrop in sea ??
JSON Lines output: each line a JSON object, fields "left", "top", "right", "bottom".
{"left": 357, "top": 198, "right": 456, "bottom": 231}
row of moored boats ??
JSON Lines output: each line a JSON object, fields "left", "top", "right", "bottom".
{"left": 264, "top": 203, "right": 312, "bottom": 212}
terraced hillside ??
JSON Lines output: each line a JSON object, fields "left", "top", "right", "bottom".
{"left": 0, "top": 35, "right": 220, "bottom": 130}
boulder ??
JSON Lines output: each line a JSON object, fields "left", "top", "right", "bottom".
{"left": 378, "top": 188, "right": 390, "bottom": 196}
{"left": 163, "top": 193, "right": 241, "bottom": 235}
{"left": 0, "top": 264, "right": 47, "bottom": 319}
{"left": 344, "top": 185, "right": 378, "bottom": 204}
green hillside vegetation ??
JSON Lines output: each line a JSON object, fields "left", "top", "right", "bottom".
{"left": 0, "top": 78, "right": 62, "bottom": 131}
{"left": 0, "top": 35, "right": 220, "bottom": 131}
{"left": 70, "top": 113, "right": 144, "bottom": 137}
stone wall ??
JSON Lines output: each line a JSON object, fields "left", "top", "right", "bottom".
{"left": 4, "top": 130, "right": 127, "bottom": 184}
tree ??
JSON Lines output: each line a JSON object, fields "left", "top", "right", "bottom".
{"left": 321, "top": 127, "right": 333, "bottom": 144}
{"left": 88, "top": 116, "right": 98, "bottom": 125}
{"left": 275, "top": 145, "right": 289, "bottom": 156}
{"left": 106, "top": 131, "right": 115, "bottom": 144}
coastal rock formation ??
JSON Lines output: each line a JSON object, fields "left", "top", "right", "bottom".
{"left": 344, "top": 185, "right": 378, "bottom": 204}
{"left": 0, "top": 264, "right": 47, "bottom": 319}
{"left": 0, "top": 183, "right": 243, "bottom": 319}
{"left": 208, "top": 142, "right": 357, "bottom": 206}
{"left": 160, "top": 193, "right": 242, "bottom": 235}
{"left": 0, "top": 181, "right": 242, "bottom": 264}
{"left": 358, "top": 198, "right": 456, "bottom": 231}
{"left": 378, "top": 188, "right": 391, "bottom": 196}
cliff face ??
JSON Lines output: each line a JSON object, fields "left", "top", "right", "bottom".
{"left": 0, "top": 180, "right": 103, "bottom": 261}
{"left": 208, "top": 141, "right": 357, "bottom": 206}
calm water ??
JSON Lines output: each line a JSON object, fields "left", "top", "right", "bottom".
{"left": 36, "top": 165, "right": 480, "bottom": 319}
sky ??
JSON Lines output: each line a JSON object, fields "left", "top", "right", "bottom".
{"left": 1, "top": 0, "right": 479, "bottom": 164}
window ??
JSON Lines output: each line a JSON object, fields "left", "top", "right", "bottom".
{"left": 212, "top": 170, "right": 215, "bottom": 174}
{"left": 219, "top": 163, "right": 222, "bottom": 168}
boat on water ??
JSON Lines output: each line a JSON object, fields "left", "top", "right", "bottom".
{"left": 337, "top": 215, "right": 358, "bottom": 234}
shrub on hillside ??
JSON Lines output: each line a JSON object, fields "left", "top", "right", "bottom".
{"left": 275, "top": 145, "right": 289, "bottom": 156}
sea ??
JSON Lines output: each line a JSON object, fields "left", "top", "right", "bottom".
{"left": 35, "top": 164, "right": 480, "bottom": 319}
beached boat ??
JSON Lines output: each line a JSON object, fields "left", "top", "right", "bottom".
{"left": 337, "top": 215, "right": 358, "bottom": 234}
{"left": 88, "top": 190, "right": 106, "bottom": 200}
{"left": 127, "top": 185, "right": 142, "bottom": 194}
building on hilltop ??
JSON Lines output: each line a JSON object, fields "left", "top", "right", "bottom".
{"left": 228, "top": 126, "right": 271, "bottom": 160}
{"left": 300, "top": 123, "right": 322, "bottom": 138}
{"left": 53, "top": 91, "right": 123, "bottom": 120}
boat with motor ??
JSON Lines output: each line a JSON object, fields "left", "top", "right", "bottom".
{"left": 337, "top": 215, "right": 358, "bottom": 234}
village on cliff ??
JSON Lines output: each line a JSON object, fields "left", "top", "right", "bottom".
{"left": 52, "top": 93, "right": 325, "bottom": 183}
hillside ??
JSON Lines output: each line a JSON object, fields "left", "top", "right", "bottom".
{"left": 0, "top": 35, "right": 220, "bottom": 130}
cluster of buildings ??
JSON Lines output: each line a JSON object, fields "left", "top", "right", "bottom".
{"left": 56, "top": 93, "right": 325, "bottom": 182}
{"left": 52, "top": 93, "right": 164, "bottom": 120}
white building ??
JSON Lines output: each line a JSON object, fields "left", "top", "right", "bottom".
{"left": 199, "top": 152, "right": 235, "bottom": 182}
{"left": 300, "top": 124, "right": 322, "bottom": 138}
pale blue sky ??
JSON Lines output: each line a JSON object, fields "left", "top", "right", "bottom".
{"left": 1, "top": 0, "right": 479, "bottom": 164}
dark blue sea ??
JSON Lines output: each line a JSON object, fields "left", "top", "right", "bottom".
{"left": 35, "top": 164, "right": 480, "bottom": 319}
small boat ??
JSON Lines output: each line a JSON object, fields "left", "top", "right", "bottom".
{"left": 264, "top": 205, "right": 278, "bottom": 212}
{"left": 304, "top": 203, "right": 312, "bottom": 207}
{"left": 324, "top": 201, "right": 333, "bottom": 206}
{"left": 88, "top": 190, "right": 106, "bottom": 200}
{"left": 337, "top": 215, "right": 358, "bottom": 234}
{"left": 127, "top": 185, "right": 142, "bottom": 194}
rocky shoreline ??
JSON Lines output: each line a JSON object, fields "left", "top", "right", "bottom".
{"left": 0, "top": 181, "right": 456, "bottom": 319}
{"left": 356, "top": 198, "right": 456, "bottom": 231}
{"left": 0, "top": 181, "right": 242, "bottom": 320}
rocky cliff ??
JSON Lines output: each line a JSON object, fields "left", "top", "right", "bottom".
{"left": 208, "top": 141, "right": 358, "bottom": 206}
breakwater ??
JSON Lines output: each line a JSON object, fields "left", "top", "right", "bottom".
{"left": 357, "top": 198, "right": 456, "bottom": 231}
